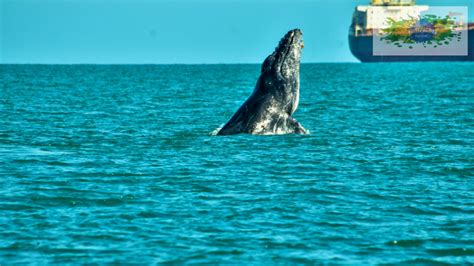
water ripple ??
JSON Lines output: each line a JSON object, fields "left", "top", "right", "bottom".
{"left": 0, "top": 64, "right": 473, "bottom": 264}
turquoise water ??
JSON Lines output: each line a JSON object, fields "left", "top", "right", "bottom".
{"left": 1, "top": 63, "right": 473, "bottom": 264}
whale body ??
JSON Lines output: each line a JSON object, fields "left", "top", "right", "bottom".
{"left": 217, "top": 29, "right": 307, "bottom": 135}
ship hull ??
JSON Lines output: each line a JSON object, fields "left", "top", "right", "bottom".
{"left": 349, "top": 29, "right": 474, "bottom": 62}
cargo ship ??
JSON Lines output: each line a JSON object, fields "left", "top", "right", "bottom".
{"left": 349, "top": 0, "right": 474, "bottom": 62}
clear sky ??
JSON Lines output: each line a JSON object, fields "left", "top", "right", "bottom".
{"left": 1, "top": 0, "right": 473, "bottom": 64}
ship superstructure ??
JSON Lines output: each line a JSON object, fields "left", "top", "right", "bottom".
{"left": 351, "top": 1, "right": 428, "bottom": 37}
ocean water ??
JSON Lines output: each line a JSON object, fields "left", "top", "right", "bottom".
{"left": 0, "top": 63, "right": 473, "bottom": 265}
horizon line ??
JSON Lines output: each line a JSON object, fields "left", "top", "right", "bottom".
{"left": 0, "top": 62, "right": 360, "bottom": 65}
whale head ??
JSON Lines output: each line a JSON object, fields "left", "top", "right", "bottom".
{"left": 258, "top": 29, "right": 304, "bottom": 115}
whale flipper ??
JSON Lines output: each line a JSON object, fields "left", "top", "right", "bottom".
{"left": 281, "top": 115, "right": 307, "bottom": 135}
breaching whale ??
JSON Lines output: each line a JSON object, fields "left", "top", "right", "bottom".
{"left": 217, "top": 29, "right": 307, "bottom": 135}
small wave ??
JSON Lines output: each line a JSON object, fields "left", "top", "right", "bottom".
{"left": 385, "top": 239, "right": 425, "bottom": 247}
{"left": 209, "top": 126, "right": 311, "bottom": 136}
{"left": 427, "top": 248, "right": 474, "bottom": 257}
{"left": 209, "top": 125, "right": 224, "bottom": 136}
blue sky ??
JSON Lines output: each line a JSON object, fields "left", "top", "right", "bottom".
{"left": 1, "top": 0, "right": 473, "bottom": 64}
